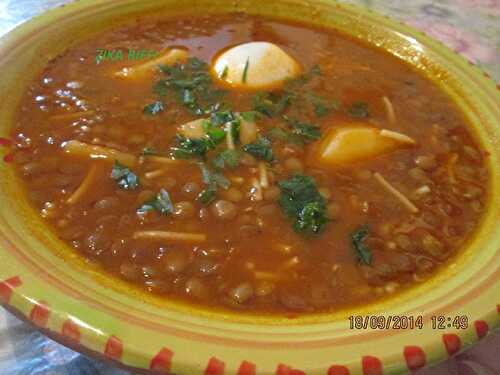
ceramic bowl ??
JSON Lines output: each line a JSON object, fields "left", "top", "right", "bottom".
{"left": 0, "top": 0, "right": 498, "bottom": 374}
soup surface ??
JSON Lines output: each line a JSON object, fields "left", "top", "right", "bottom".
{"left": 9, "top": 14, "right": 489, "bottom": 313}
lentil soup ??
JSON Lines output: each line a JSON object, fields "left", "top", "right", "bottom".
{"left": 9, "top": 14, "right": 489, "bottom": 313}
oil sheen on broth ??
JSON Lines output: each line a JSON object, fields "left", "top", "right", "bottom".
{"left": 10, "top": 14, "right": 489, "bottom": 313}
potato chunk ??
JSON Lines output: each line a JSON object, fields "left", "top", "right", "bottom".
{"left": 114, "top": 48, "right": 188, "bottom": 79}
{"left": 239, "top": 117, "right": 258, "bottom": 145}
{"left": 178, "top": 118, "right": 206, "bottom": 139}
{"left": 309, "top": 124, "right": 415, "bottom": 166}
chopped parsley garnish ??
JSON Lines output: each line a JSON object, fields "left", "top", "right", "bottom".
{"left": 304, "top": 93, "right": 338, "bottom": 118}
{"left": 171, "top": 110, "right": 244, "bottom": 159}
{"left": 289, "top": 120, "right": 321, "bottom": 141}
{"left": 266, "top": 119, "right": 319, "bottom": 145}
{"left": 210, "top": 110, "right": 241, "bottom": 144}
{"left": 210, "top": 110, "right": 238, "bottom": 126}
{"left": 309, "top": 64, "right": 322, "bottom": 76}
{"left": 266, "top": 128, "right": 290, "bottom": 141}
{"left": 213, "top": 149, "right": 241, "bottom": 169}
{"left": 285, "top": 64, "right": 322, "bottom": 87}
{"left": 202, "top": 119, "right": 226, "bottom": 148}
{"left": 267, "top": 127, "right": 303, "bottom": 145}
{"left": 199, "top": 163, "right": 230, "bottom": 189}
{"left": 227, "top": 121, "right": 240, "bottom": 145}
{"left": 220, "top": 65, "right": 229, "bottom": 79}
{"left": 197, "top": 187, "right": 217, "bottom": 205}
{"left": 278, "top": 174, "right": 328, "bottom": 234}
{"left": 143, "top": 101, "right": 164, "bottom": 116}
{"left": 152, "top": 80, "right": 168, "bottom": 96}
{"left": 137, "top": 188, "right": 174, "bottom": 215}
{"left": 172, "top": 136, "right": 210, "bottom": 159}
{"left": 314, "top": 103, "right": 329, "bottom": 117}
{"left": 243, "top": 136, "right": 274, "bottom": 162}
{"left": 253, "top": 92, "right": 293, "bottom": 117}
{"left": 197, "top": 163, "right": 230, "bottom": 205}
{"left": 297, "top": 202, "right": 328, "bottom": 234}
{"left": 154, "top": 57, "right": 226, "bottom": 115}
{"left": 252, "top": 65, "right": 338, "bottom": 119}
{"left": 351, "top": 224, "right": 372, "bottom": 265}
{"left": 240, "top": 111, "right": 260, "bottom": 123}
{"left": 242, "top": 58, "right": 250, "bottom": 83}
{"left": 182, "top": 89, "right": 197, "bottom": 111}
{"left": 347, "top": 102, "right": 370, "bottom": 118}
{"left": 110, "top": 161, "right": 139, "bottom": 190}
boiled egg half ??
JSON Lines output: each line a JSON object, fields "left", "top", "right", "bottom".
{"left": 212, "top": 42, "right": 301, "bottom": 90}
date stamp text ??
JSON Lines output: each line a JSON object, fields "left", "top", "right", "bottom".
{"left": 348, "top": 315, "right": 469, "bottom": 330}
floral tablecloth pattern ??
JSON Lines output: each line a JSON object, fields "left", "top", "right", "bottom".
{"left": 0, "top": 0, "right": 498, "bottom": 374}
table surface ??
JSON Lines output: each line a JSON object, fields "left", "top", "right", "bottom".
{"left": 0, "top": 0, "right": 498, "bottom": 374}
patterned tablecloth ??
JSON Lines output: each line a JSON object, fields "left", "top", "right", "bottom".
{"left": 0, "top": 0, "right": 498, "bottom": 374}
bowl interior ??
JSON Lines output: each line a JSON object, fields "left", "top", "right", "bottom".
{"left": 0, "top": 0, "right": 498, "bottom": 373}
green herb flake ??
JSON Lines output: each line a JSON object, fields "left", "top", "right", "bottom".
{"left": 209, "top": 110, "right": 240, "bottom": 145}
{"left": 240, "top": 111, "right": 260, "bottom": 123}
{"left": 314, "top": 102, "right": 329, "bottom": 117}
{"left": 137, "top": 188, "right": 174, "bottom": 215}
{"left": 220, "top": 65, "right": 229, "bottom": 79}
{"left": 243, "top": 136, "right": 274, "bottom": 162}
{"left": 199, "top": 163, "right": 230, "bottom": 189}
{"left": 143, "top": 101, "right": 164, "bottom": 116}
{"left": 297, "top": 201, "right": 329, "bottom": 234}
{"left": 171, "top": 111, "right": 242, "bottom": 159}
{"left": 202, "top": 119, "right": 226, "bottom": 147}
{"left": 110, "top": 161, "right": 139, "bottom": 190}
{"left": 228, "top": 121, "right": 240, "bottom": 145}
{"left": 210, "top": 110, "right": 238, "bottom": 127}
{"left": 253, "top": 93, "right": 274, "bottom": 117}
{"left": 278, "top": 174, "right": 328, "bottom": 234}
{"left": 267, "top": 128, "right": 289, "bottom": 141}
{"left": 351, "top": 224, "right": 372, "bottom": 265}
{"left": 197, "top": 187, "right": 217, "bottom": 205}
{"left": 253, "top": 92, "right": 292, "bottom": 117}
{"left": 347, "top": 102, "right": 370, "bottom": 118}
{"left": 285, "top": 65, "right": 322, "bottom": 87}
{"left": 154, "top": 57, "right": 226, "bottom": 115}
{"left": 310, "top": 64, "right": 322, "bottom": 76}
{"left": 242, "top": 58, "right": 250, "bottom": 83}
{"left": 213, "top": 149, "right": 241, "bottom": 169}
{"left": 267, "top": 127, "right": 304, "bottom": 145}
{"left": 172, "top": 136, "right": 209, "bottom": 159}
{"left": 305, "top": 93, "right": 337, "bottom": 118}
{"left": 152, "top": 80, "right": 168, "bottom": 97}
{"left": 196, "top": 163, "right": 230, "bottom": 205}
{"left": 290, "top": 120, "right": 321, "bottom": 141}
